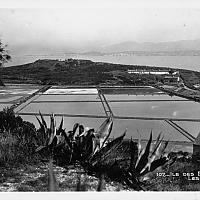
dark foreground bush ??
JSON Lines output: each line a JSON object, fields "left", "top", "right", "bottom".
{"left": 0, "top": 108, "right": 40, "bottom": 167}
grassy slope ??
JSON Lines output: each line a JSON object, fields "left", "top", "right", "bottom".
{"left": 179, "top": 69, "right": 200, "bottom": 89}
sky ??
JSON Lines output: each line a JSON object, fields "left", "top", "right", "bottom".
{"left": 1, "top": 0, "right": 200, "bottom": 55}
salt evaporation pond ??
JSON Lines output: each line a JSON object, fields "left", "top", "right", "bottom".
{"left": 10, "top": 86, "right": 199, "bottom": 145}
{"left": 0, "top": 84, "right": 199, "bottom": 152}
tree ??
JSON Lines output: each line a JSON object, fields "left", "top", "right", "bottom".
{"left": 0, "top": 40, "right": 11, "bottom": 67}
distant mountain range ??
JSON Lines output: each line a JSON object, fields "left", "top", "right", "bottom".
{"left": 100, "top": 39, "right": 200, "bottom": 53}
{"left": 9, "top": 39, "right": 200, "bottom": 58}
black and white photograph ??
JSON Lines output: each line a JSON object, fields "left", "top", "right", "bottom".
{"left": 0, "top": 0, "right": 200, "bottom": 197}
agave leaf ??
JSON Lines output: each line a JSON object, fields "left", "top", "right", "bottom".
{"left": 90, "top": 130, "right": 126, "bottom": 166}
{"left": 150, "top": 132, "right": 162, "bottom": 156}
{"left": 135, "top": 148, "right": 145, "bottom": 169}
{"left": 135, "top": 131, "right": 152, "bottom": 174}
{"left": 149, "top": 157, "right": 168, "bottom": 172}
{"left": 140, "top": 140, "right": 163, "bottom": 175}
{"left": 137, "top": 129, "right": 142, "bottom": 156}
{"left": 68, "top": 123, "right": 79, "bottom": 139}
{"left": 135, "top": 130, "right": 153, "bottom": 168}
{"left": 61, "top": 130, "right": 72, "bottom": 150}
{"left": 39, "top": 111, "right": 47, "bottom": 130}
{"left": 39, "top": 111, "right": 48, "bottom": 143}
{"left": 85, "top": 128, "right": 95, "bottom": 137}
{"left": 129, "top": 138, "right": 138, "bottom": 170}
{"left": 92, "top": 138, "right": 100, "bottom": 155}
{"left": 57, "top": 117, "right": 64, "bottom": 134}
{"left": 56, "top": 135, "right": 63, "bottom": 145}
{"left": 81, "top": 131, "right": 95, "bottom": 160}
{"left": 95, "top": 116, "right": 113, "bottom": 139}
{"left": 48, "top": 114, "right": 56, "bottom": 146}
{"left": 36, "top": 115, "right": 44, "bottom": 131}
{"left": 73, "top": 123, "right": 79, "bottom": 134}
{"left": 48, "top": 136, "right": 57, "bottom": 151}
{"left": 159, "top": 140, "right": 169, "bottom": 156}
{"left": 149, "top": 136, "right": 164, "bottom": 159}
{"left": 51, "top": 114, "right": 56, "bottom": 136}
{"left": 36, "top": 115, "right": 46, "bottom": 144}
{"left": 79, "top": 127, "right": 89, "bottom": 137}
{"left": 100, "top": 121, "right": 113, "bottom": 149}
{"left": 79, "top": 125, "right": 84, "bottom": 136}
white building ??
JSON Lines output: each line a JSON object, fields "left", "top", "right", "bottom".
{"left": 128, "top": 69, "right": 170, "bottom": 75}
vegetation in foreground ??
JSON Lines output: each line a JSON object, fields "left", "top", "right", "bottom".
{"left": 0, "top": 108, "right": 199, "bottom": 191}
{"left": 0, "top": 40, "right": 11, "bottom": 86}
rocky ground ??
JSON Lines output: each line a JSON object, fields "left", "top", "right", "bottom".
{"left": 0, "top": 163, "right": 132, "bottom": 192}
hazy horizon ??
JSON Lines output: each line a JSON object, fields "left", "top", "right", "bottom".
{"left": 1, "top": 0, "right": 200, "bottom": 57}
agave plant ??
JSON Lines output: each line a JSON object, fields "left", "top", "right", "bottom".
{"left": 34, "top": 112, "right": 175, "bottom": 191}
{"left": 61, "top": 123, "right": 95, "bottom": 164}
{"left": 35, "top": 112, "right": 66, "bottom": 158}
{"left": 53, "top": 115, "right": 113, "bottom": 164}
{"left": 93, "top": 116, "right": 113, "bottom": 152}
{"left": 123, "top": 132, "right": 172, "bottom": 190}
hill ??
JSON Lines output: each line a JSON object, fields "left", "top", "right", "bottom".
{"left": 0, "top": 59, "right": 200, "bottom": 88}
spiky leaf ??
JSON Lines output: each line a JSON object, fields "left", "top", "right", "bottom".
{"left": 73, "top": 123, "right": 79, "bottom": 134}
{"left": 135, "top": 131, "right": 152, "bottom": 174}
{"left": 89, "top": 130, "right": 126, "bottom": 166}
{"left": 39, "top": 111, "right": 47, "bottom": 130}
{"left": 48, "top": 114, "right": 56, "bottom": 145}
{"left": 79, "top": 125, "right": 84, "bottom": 136}
{"left": 95, "top": 116, "right": 113, "bottom": 139}
{"left": 150, "top": 157, "right": 168, "bottom": 172}
{"left": 100, "top": 122, "right": 113, "bottom": 149}
{"left": 129, "top": 138, "right": 138, "bottom": 170}
{"left": 57, "top": 117, "right": 64, "bottom": 134}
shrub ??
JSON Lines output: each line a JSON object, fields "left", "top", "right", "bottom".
{"left": 0, "top": 107, "right": 39, "bottom": 167}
